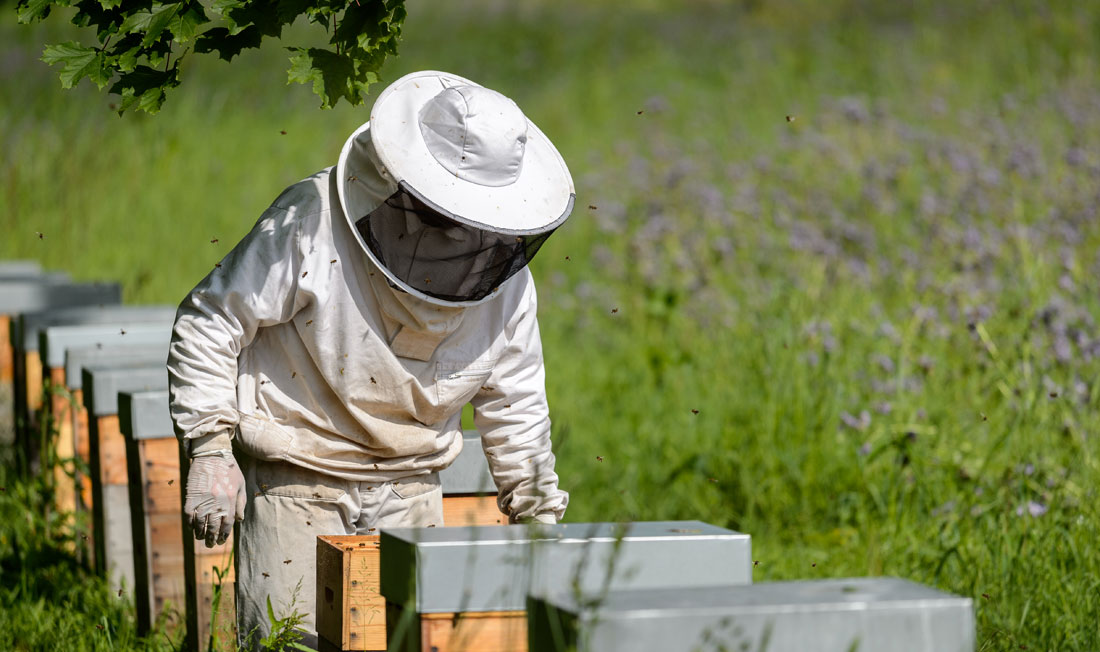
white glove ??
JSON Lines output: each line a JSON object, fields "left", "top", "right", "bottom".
{"left": 532, "top": 513, "right": 558, "bottom": 525}
{"left": 184, "top": 450, "right": 246, "bottom": 548}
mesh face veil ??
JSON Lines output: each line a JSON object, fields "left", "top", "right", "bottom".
{"left": 356, "top": 183, "right": 556, "bottom": 304}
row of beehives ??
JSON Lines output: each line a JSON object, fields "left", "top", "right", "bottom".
{"left": 1, "top": 259, "right": 976, "bottom": 652}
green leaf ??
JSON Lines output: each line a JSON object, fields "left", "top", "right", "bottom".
{"left": 118, "top": 3, "right": 181, "bottom": 47}
{"left": 287, "top": 46, "right": 375, "bottom": 108}
{"left": 275, "top": 0, "right": 312, "bottom": 25}
{"left": 194, "top": 25, "right": 262, "bottom": 61}
{"left": 169, "top": 3, "right": 209, "bottom": 43}
{"left": 42, "top": 41, "right": 110, "bottom": 89}
{"left": 109, "top": 64, "right": 178, "bottom": 114}
{"left": 98, "top": 0, "right": 122, "bottom": 9}
{"left": 17, "top": 0, "right": 53, "bottom": 23}
{"left": 113, "top": 44, "right": 141, "bottom": 72}
{"left": 265, "top": 595, "right": 277, "bottom": 625}
{"left": 210, "top": 0, "right": 245, "bottom": 15}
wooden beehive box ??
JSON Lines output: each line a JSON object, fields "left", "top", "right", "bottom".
{"left": 64, "top": 344, "right": 168, "bottom": 541}
{"left": 380, "top": 521, "right": 753, "bottom": 652}
{"left": 40, "top": 324, "right": 170, "bottom": 520}
{"left": 316, "top": 431, "right": 505, "bottom": 652}
{"left": 11, "top": 292, "right": 144, "bottom": 436}
{"left": 82, "top": 364, "right": 169, "bottom": 591}
{"left": 121, "top": 389, "right": 236, "bottom": 651}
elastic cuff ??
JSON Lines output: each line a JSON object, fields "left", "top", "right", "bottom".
{"left": 187, "top": 430, "right": 233, "bottom": 457}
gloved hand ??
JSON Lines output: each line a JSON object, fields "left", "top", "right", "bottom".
{"left": 184, "top": 450, "right": 246, "bottom": 548}
{"left": 532, "top": 512, "right": 558, "bottom": 525}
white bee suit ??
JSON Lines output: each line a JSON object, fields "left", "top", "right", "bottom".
{"left": 168, "top": 157, "right": 568, "bottom": 649}
{"left": 170, "top": 70, "right": 574, "bottom": 648}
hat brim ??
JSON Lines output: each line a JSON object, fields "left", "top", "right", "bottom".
{"left": 368, "top": 70, "right": 575, "bottom": 234}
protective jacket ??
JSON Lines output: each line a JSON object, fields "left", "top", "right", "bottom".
{"left": 167, "top": 166, "right": 568, "bottom": 522}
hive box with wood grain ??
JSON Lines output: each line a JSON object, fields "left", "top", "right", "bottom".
{"left": 82, "top": 364, "right": 169, "bottom": 591}
{"left": 120, "top": 389, "right": 238, "bottom": 650}
{"left": 1, "top": 280, "right": 120, "bottom": 442}
{"left": 376, "top": 521, "right": 752, "bottom": 652}
{"left": 315, "top": 430, "right": 503, "bottom": 652}
{"left": 38, "top": 322, "right": 171, "bottom": 520}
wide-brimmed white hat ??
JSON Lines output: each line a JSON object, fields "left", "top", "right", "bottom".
{"left": 336, "top": 70, "right": 575, "bottom": 307}
{"left": 359, "top": 70, "right": 574, "bottom": 233}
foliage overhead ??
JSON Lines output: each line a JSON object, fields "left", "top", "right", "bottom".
{"left": 16, "top": 0, "right": 406, "bottom": 113}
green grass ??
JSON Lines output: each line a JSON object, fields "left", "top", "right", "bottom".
{"left": 4, "top": 0, "right": 1100, "bottom": 649}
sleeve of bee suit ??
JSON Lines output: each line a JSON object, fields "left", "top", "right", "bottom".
{"left": 471, "top": 275, "right": 569, "bottom": 523}
{"left": 168, "top": 201, "right": 305, "bottom": 456}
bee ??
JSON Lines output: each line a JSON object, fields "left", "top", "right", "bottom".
{"left": 96, "top": 624, "right": 105, "bottom": 631}
{"left": 81, "top": 533, "right": 88, "bottom": 540}
{"left": 283, "top": 559, "right": 292, "bottom": 565}
{"left": 636, "top": 110, "right": 644, "bottom": 115}
{"left": 118, "top": 588, "right": 124, "bottom": 597}
{"left": 260, "top": 380, "right": 269, "bottom": 385}
{"left": 291, "top": 372, "right": 297, "bottom": 378}
{"left": 215, "top": 263, "right": 222, "bottom": 268}
{"left": 587, "top": 205, "right": 597, "bottom": 210}
{"left": 330, "top": 259, "right": 337, "bottom": 264}
{"left": 280, "top": 130, "right": 287, "bottom": 135}
{"left": 753, "top": 560, "right": 760, "bottom": 567}
{"left": 262, "top": 572, "right": 270, "bottom": 578}
{"left": 424, "top": 277, "right": 431, "bottom": 284}
{"left": 611, "top": 308, "right": 618, "bottom": 314}
{"left": 1049, "top": 392, "right": 1058, "bottom": 398}
{"left": 370, "top": 377, "right": 377, "bottom": 384}
{"left": 596, "top": 456, "right": 603, "bottom": 462}
{"left": 210, "top": 238, "right": 219, "bottom": 244}
{"left": 301, "top": 271, "right": 308, "bottom": 279}
{"left": 260, "top": 483, "right": 269, "bottom": 491}
{"left": 980, "top": 412, "right": 987, "bottom": 421}
{"left": 36, "top": 231, "right": 45, "bottom": 239}
{"left": 167, "top": 479, "right": 174, "bottom": 486}
{"left": 358, "top": 542, "right": 366, "bottom": 547}
{"left": 565, "top": 256, "right": 570, "bottom": 261}
{"left": 253, "top": 491, "right": 261, "bottom": 497}
{"left": 785, "top": 115, "right": 795, "bottom": 122}
{"left": 119, "top": 328, "right": 126, "bottom": 335}
{"left": 340, "top": 367, "right": 344, "bottom": 375}
{"left": 811, "top": 562, "right": 817, "bottom": 568}
{"left": 691, "top": 409, "right": 699, "bottom": 415}
{"left": 306, "top": 320, "right": 313, "bottom": 326}
{"left": 312, "top": 492, "right": 322, "bottom": 499}
{"left": 981, "top": 593, "right": 991, "bottom": 600}
{"left": 306, "top": 521, "right": 311, "bottom": 526}
{"left": 503, "top": 404, "right": 511, "bottom": 409}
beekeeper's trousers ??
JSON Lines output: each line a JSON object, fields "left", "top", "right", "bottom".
{"left": 235, "top": 454, "right": 443, "bottom": 650}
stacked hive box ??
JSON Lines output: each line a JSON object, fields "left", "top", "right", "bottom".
{"left": 315, "top": 431, "right": 505, "bottom": 652}
{"left": 39, "top": 321, "right": 172, "bottom": 521}
{"left": 120, "top": 389, "right": 237, "bottom": 649}
{"left": 1, "top": 280, "right": 121, "bottom": 447}
{"left": 82, "top": 364, "right": 169, "bottom": 592}
{"left": 377, "top": 521, "right": 753, "bottom": 652}
{"left": 64, "top": 344, "right": 168, "bottom": 529}
{"left": 527, "top": 577, "right": 976, "bottom": 652}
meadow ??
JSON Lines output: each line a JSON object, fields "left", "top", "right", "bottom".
{"left": 2, "top": 0, "right": 1100, "bottom": 649}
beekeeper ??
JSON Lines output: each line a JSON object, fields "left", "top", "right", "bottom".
{"left": 167, "top": 70, "right": 573, "bottom": 647}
